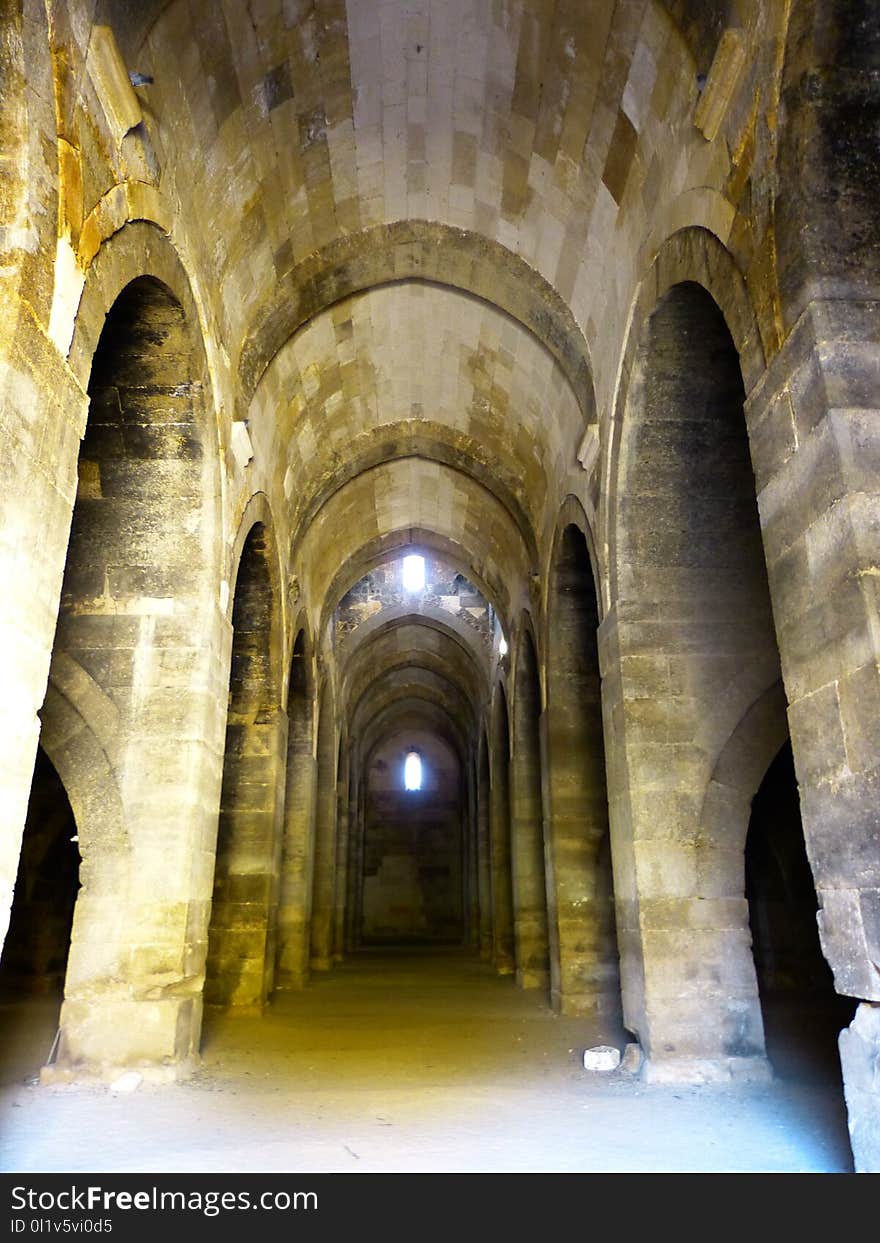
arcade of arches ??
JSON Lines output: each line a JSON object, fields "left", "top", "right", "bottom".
{"left": 0, "top": 0, "right": 878, "bottom": 1173}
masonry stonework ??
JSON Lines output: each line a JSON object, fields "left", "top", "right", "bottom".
{"left": 1, "top": 0, "right": 877, "bottom": 1171}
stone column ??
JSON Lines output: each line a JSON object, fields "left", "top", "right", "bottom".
{"left": 30, "top": 292, "right": 232, "bottom": 1071}
{"left": 765, "top": 0, "right": 880, "bottom": 1170}
{"left": 509, "top": 644, "right": 549, "bottom": 991}
{"left": 477, "top": 739, "right": 494, "bottom": 960}
{"left": 597, "top": 609, "right": 648, "bottom": 1048}
{"left": 745, "top": 301, "right": 880, "bottom": 1167}
{"left": 0, "top": 0, "right": 63, "bottom": 965}
{"left": 598, "top": 272, "right": 782, "bottom": 1083}
{"left": 0, "top": 335, "right": 86, "bottom": 961}
{"left": 490, "top": 712, "right": 515, "bottom": 975}
{"left": 332, "top": 743, "right": 350, "bottom": 961}
{"left": 344, "top": 752, "right": 363, "bottom": 953}
{"left": 205, "top": 706, "right": 288, "bottom": 1008}
{"left": 275, "top": 702, "right": 318, "bottom": 988}
{"left": 464, "top": 754, "right": 480, "bottom": 949}
{"left": 543, "top": 556, "right": 620, "bottom": 1017}
{"left": 310, "top": 696, "right": 338, "bottom": 971}
{"left": 45, "top": 588, "right": 231, "bottom": 1075}
{"left": 598, "top": 602, "right": 770, "bottom": 1083}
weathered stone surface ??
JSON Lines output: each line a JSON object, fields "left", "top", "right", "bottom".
{"left": 620, "top": 1042, "right": 644, "bottom": 1074}
{"left": 0, "top": 0, "right": 876, "bottom": 1175}
{"left": 839, "top": 1003, "right": 880, "bottom": 1173}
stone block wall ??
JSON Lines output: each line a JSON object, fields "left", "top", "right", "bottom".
{"left": 0, "top": 0, "right": 877, "bottom": 1170}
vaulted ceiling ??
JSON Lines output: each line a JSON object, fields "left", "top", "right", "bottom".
{"left": 53, "top": 0, "right": 777, "bottom": 749}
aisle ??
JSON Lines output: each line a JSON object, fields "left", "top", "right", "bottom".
{"left": 0, "top": 951, "right": 854, "bottom": 1173}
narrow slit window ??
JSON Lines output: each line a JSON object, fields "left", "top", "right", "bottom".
{"left": 404, "top": 750, "right": 422, "bottom": 791}
{"left": 402, "top": 554, "right": 425, "bottom": 592}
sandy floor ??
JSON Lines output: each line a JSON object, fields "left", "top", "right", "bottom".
{"left": 0, "top": 951, "right": 855, "bottom": 1173}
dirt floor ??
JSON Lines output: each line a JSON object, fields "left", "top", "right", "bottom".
{"left": 0, "top": 950, "right": 855, "bottom": 1173}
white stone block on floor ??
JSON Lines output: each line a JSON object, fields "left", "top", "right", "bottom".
{"left": 582, "top": 1045, "right": 621, "bottom": 1072}
{"left": 109, "top": 1071, "right": 143, "bottom": 1093}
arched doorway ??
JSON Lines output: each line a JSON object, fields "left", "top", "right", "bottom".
{"left": 611, "top": 274, "right": 787, "bottom": 1075}
{"left": 37, "top": 270, "right": 216, "bottom": 1072}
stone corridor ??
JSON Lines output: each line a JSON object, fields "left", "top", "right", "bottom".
{"left": 1, "top": 0, "right": 878, "bottom": 1173}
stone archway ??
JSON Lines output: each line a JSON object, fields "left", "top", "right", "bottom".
{"left": 38, "top": 266, "right": 220, "bottom": 1076}
{"left": 605, "top": 274, "right": 781, "bottom": 1081}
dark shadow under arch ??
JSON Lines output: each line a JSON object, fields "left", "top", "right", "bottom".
{"left": 0, "top": 750, "right": 80, "bottom": 1084}
{"left": 746, "top": 740, "right": 857, "bottom": 1092}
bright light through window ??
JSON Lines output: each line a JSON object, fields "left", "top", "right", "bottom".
{"left": 499, "top": 635, "right": 508, "bottom": 656}
{"left": 404, "top": 750, "right": 422, "bottom": 791}
{"left": 402, "top": 554, "right": 425, "bottom": 592}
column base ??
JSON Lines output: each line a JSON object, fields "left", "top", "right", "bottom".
{"left": 516, "top": 967, "right": 550, "bottom": 990}
{"left": 273, "top": 971, "right": 310, "bottom": 990}
{"left": 40, "top": 1055, "right": 200, "bottom": 1087}
{"left": 274, "top": 944, "right": 311, "bottom": 990}
{"left": 51, "top": 994, "right": 203, "bottom": 1074}
{"left": 310, "top": 956, "right": 334, "bottom": 971}
{"left": 551, "top": 987, "right": 620, "bottom": 1018}
{"left": 204, "top": 1001, "right": 265, "bottom": 1016}
{"left": 641, "top": 1054, "right": 773, "bottom": 1085}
